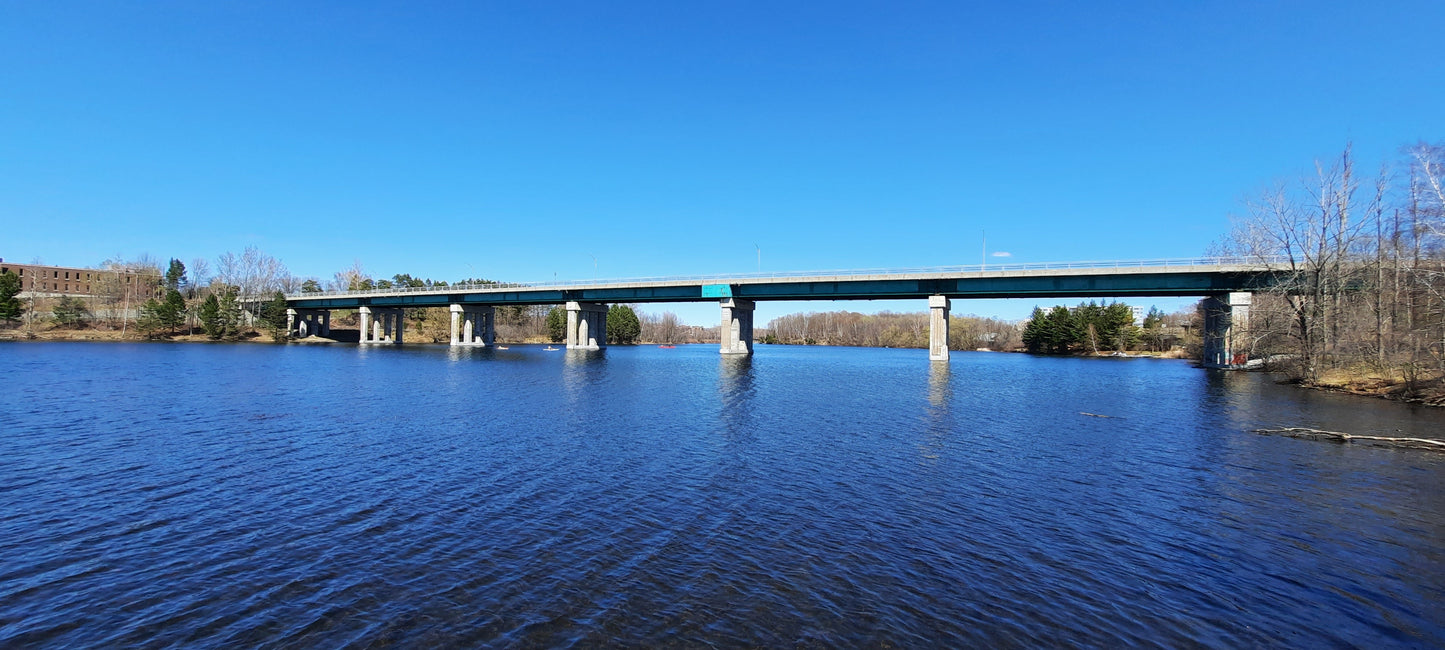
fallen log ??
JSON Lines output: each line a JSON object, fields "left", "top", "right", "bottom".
{"left": 1254, "top": 427, "right": 1445, "bottom": 451}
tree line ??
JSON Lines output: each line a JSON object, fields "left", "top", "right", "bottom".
{"left": 1215, "top": 142, "right": 1445, "bottom": 387}
{"left": 763, "top": 310, "right": 1020, "bottom": 350}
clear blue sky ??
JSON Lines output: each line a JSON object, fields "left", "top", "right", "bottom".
{"left": 3, "top": 2, "right": 1442, "bottom": 324}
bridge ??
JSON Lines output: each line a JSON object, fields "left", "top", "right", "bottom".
{"left": 285, "top": 258, "right": 1281, "bottom": 367}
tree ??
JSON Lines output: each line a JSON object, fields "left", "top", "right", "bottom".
{"left": 607, "top": 304, "right": 641, "bottom": 344}
{"left": 546, "top": 306, "right": 566, "bottom": 342}
{"left": 200, "top": 293, "right": 221, "bottom": 338}
{"left": 134, "top": 299, "right": 168, "bottom": 339}
{"left": 52, "top": 296, "right": 90, "bottom": 328}
{"left": 164, "top": 258, "right": 186, "bottom": 291}
{"left": 158, "top": 288, "right": 187, "bottom": 333}
{"left": 0, "top": 270, "right": 22, "bottom": 324}
{"left": 301, "top": 279, "right": 322, "bottom": 293}
{"left": 260, "top": 291, "right": 289, "bottom": 340}
{"left": 213, "top": 288, "right": 244, "bottom": 340}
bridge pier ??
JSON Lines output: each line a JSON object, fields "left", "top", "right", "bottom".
{"left": 929, "top": 295, "right": 950, "bottom": 361}
{"left": 566, "top": 301, "right": 607, "bottom": 349}
{"left": 1202, "top": 292, "right": 1251, "bottom": 368}
{"left": 449, "top": 304, "right": 495, "bottom": 347}
{"left": 285, "top": 308, "right": 330, "bottom": 338}
{"left": 720, "top": 298, "right": 755, "bottom": 355}
{"left": 359, "top": 306, "right": 404, "bottom": 345}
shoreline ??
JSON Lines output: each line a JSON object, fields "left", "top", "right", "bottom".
{"left": 7, "top": 328, "right": 1441, "bottom": 407}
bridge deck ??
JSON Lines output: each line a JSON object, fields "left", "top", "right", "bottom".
{"left": 288, "top": 260, "right": 1279, "bottom": 309}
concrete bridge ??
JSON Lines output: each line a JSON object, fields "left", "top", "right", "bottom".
{"left": 285, "top": 258, "right": 1280, "bottom": 367}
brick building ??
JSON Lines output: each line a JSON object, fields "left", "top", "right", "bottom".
{"left": 0, "top": 258, "right": 161, "bottom": 297}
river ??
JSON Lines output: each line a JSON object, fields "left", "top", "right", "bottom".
{"left": 2, "top": 342, "right": 1442, "bottom": 646}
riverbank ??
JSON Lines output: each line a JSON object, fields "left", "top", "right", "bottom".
{"left": 0, "top": 327, "right": 284, "bottom": 343}
{"left": 1299, "top": 369, "right": 1445, "bottom": 407}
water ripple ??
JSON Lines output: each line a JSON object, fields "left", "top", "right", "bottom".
{"left": 1, "top": 343, "right": 1443, "bottom": 646}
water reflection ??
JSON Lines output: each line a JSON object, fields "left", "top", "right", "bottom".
{"left": 921, "top": 362, "right": 951, "bottom": 462}
{"left": 562, "top": 348, "right": 606, "bottom": 405}
{"left": 717, "top": 355, "right": 756, "bottom": 438}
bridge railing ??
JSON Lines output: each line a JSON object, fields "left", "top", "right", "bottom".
{"left": 291, "top": 256, "right": 1285, "bottom": 299}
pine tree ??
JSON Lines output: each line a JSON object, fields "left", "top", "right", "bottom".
{"left": 215, "top": 289, "right": 244, "bottom": 340}
{"left": 546, "top": 306, "right": 566, "bottom": 342}
{"left": 51, "top": 296, "right": 90, "bottom": 328}
{"left": 1046, "top": 306, "right": 1075, "bottom": 353}
{"left": 164, "top": 259, "right": 186, "bottom": 291}
{"left": 260, "top": 291, "right": 289, "bottom": 340}
{"left": 200, "top": 293, "right": 221, "bottom": 338}
{"left": 0, "top": 270, "right": 23, "bottom": 324}
{"left": 1023, "top": 306, "right": 1049, "bottom": 352}
{"left": 607, "top": 305, "right": 641, "bottom": 344}
{"left": 154, "top": 288, "right": 187, "bottom": 333}
{"left": 135, "top": 299, "right": 167, "bottom": 338}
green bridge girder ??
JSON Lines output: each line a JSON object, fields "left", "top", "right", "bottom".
{"left": 288, "top": 269, "right": 1279, "bottom": 310}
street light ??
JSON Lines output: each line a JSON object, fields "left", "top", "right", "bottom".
{"left": 755, "top": 243, "right": 761, "bottom": 274}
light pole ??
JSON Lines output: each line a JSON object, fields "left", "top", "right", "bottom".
{"left": 755, "top": 243, "right": 761, "bottom": 274}
{"left": 590, "top": 255, "right": 597, "bottom": 281}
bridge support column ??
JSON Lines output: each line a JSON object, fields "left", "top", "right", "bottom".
{"left": 449, "top": 304, "right": 495, "bottom": 347}
{"left": 720, "top": 298, "right": 755, "bottom": 355}
{"left": 929, "top": 295, "right": 950, "bottom": 362}
{"left": 1202, "top": 292, "right": 1251, "bottom": 368}
{"left": 566, "top": 301, "right": 607, "bottom": 349}
{"left": 360, "top": 307, "right": 404, "bottom": 345}
{"left": 287, "top": 308, "right": 331, "bottom": 339}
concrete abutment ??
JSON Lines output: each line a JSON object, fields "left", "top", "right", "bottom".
{"left": 358, "top": 306, "right": 405, "bottom": 345}
{"left": 566, "top": 301, "right": 607, "bottom": 349}
{"left": 1202, "top": 292, "right": 1251, "bottom": 368}
{"left": 929, "top": 295, "right": 950, "bottom": 362}
{"left": 720, "top": 298, "right": 755, "bottom": 355}
{"left": 449, "top": 304, "right": 495, "bottom": 347}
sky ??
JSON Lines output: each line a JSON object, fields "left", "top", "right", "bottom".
{"left": 3, "top": 2, "right": 1442, "bottom": 325}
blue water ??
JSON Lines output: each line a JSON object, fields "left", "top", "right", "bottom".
{"left": 2, "top": 342, "right": 1443, "bottom": 647}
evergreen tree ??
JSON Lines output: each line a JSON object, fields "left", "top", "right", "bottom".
{"left": 135, "top": 298, "right": 167, "bottom": 338}
{"left": 545, "top": 306, "right": 566, "bottom": 342}
{"left": 300, "top": 279, "right": 322, "bottom": 293}
{"left": 215, "top": 288, "right": 244, "bottom": 340}
{"left": 0, "top": 270, "right": 23, "bottom": 324}
{"left": 1022, "top": 306, "right": 1049, "bottom": 353}
{"left": 607, "top": 304, "right": 641, "bottom": 344}
{"left": 200, "top": 293, "right": 222, "bottom": 338}
{"left": 157, "top": 288, "right": 187, "bottom": 333}
{"left": 164, "top": 258, "right": 186, "bottom": 291}
{"left": 260, "top": 290, "right": 290, "bottom": 340}
{"left": 1045, "top": 306, "right": 1075, "bottom": 353}
{"left": 51, "top": 296, "right": 90, "bottom": 328}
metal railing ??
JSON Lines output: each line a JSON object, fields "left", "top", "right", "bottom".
{"left": 291, "top": 256, "right": 1284, "bottom": 299}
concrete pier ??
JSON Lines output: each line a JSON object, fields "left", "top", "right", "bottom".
{"left": 566, "top": 301, "right": 608, "bottom": 349}
{"left": 1202, "top": 292, "right": 1251, "bottom": 368}
{"left": 359, "top": 306, "right": 404, "bottom": 345}
{"left": 720, "top": 298, "right": 755, "bottom": 355}
{"left": 449, "top": 304, "right": 495, "bottom": 347}
{"left": 285, "top": 308, "right": 331, "bottom": 339}
{"left": 929, "top": 295, "right": 950, "bottom": 362}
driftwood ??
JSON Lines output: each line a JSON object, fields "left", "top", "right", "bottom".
{"left": 1080, "top": 412, "right": 1121, "bottom": 419}
{"left": 1254, "top": 427, "right": 1445, "bottom": 451}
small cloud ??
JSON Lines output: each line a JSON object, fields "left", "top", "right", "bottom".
{"left": 991, "top": 251, "right": 1012, "bottom": 257}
